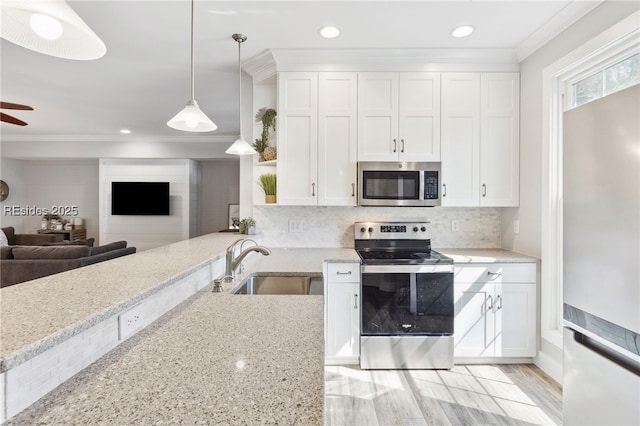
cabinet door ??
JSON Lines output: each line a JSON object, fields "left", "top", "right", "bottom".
{"left": 277, "top": 72, "right": 318, "bottom": 205}
{"left": 495, "top": 283, "right": 536, "bottom": 357}
{"left": 326, "top": 281, "right": 360, "bottom": 362}
{"left": 399, "top": 72, "right": 441, "bottom": 161}
{"left": 318, "top": 72, "right": 358, "bottom": 206}
{"left": 454, "top": 281, "right": 494, "bottom": 357}
{"left": 357, "top": 72, "right": 399, "bottom": 161}
{"left": 441, "top": 73, "right": 481, "bottom": 206}
{"left": 480, "top": 73, "right": 520, "bottom": 207}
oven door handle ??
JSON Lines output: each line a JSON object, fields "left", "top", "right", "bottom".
{"left": 361, "top": 264, "right": 454, "bottom": 274}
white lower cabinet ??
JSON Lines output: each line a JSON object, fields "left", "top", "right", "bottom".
{"left": 324, "top": 262, "right": 360, "bottom": 365}
{"left": 454, "top": 263, "right": 536, "bottom": 358}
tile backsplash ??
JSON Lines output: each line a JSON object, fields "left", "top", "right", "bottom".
{"left": 254, "top": 206, "right": 500, "bottom": 248}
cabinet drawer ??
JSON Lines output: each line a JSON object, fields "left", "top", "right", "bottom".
{"left": 327, "top": 263, "right": 360, "bottom": 282}
{"left": 455, "top": 263, "right": 536, "bottom": 283}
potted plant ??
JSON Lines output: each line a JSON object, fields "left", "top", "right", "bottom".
{"left": 258, "top": 173, "right": 277, "bottom": 204}
{"left": 253, "top": 108, "right": 277, "bottom": 162}
{"left": 239, "top": 217, "right": 256, "bottom": 235}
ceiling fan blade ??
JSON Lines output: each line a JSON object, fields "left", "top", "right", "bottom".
{"left": 1, "top": 112, "right": 28, "bottom": 126}
{"left": 0, "top": 101, "right": 33, "bottom": 110}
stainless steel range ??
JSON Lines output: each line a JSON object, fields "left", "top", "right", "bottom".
{"left": 355, "top": 221, "right": 454, "bottom": 369}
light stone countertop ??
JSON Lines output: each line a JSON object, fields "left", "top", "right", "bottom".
{"left": 4, "top": 246, "right": 359, "bottom": 425}
{"left": 437, "top": 248, "right": 539, "bottom": 264}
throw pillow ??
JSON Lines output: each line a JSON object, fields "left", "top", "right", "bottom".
{"left": 0, "top": 229, "right": 7, "bottom": 247}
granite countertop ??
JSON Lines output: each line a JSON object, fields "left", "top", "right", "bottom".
{"left": 437, "top": 248, "right": 539, "bottom": 264}
{"left": 0, "top": 232, "right": 248, "bottom": 371}
{"left": 4, "top": 247, "right": 358, "bottom": 425}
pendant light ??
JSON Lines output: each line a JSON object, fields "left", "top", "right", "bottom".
{"left": 225, "top": 33, "right": 256, "bottom": 155}
{"left": 167, "top": 0, "right": 216, "bottom": 132}
{"left": 0, "top": 0, "right": 106, "bottom": 60}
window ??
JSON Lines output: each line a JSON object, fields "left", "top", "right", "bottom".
{"left": 571, "top": 53, "right": 639, "bottom": 107}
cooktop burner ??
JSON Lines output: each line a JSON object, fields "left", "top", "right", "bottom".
{"left": 356, "top": 249, "right": 453, "bottom": 265}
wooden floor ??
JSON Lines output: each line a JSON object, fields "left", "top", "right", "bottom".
{"left": 325, "top": 364, "right": 562, "bottom": 426}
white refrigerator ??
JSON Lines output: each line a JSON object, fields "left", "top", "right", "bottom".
{"left": 562, "top": 84, "right": 640, "bottom": 425}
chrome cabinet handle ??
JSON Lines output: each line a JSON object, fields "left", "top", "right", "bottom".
{"left": 486, "top": 295, "right": 493, "bottom": 311}
{"left": 312, "top": 182, "right": 316, "bottom": 196}
{"left": 336, "top": 271, "right": 352, "bottom": 275}
{"left": 442, "top": 184, "right": 447, "bottom": 197}
{"left": 482, "top": 184, "right": 487, "bottom": 197}
{"left": 497, "top": 295, "right": 503, "bottom": 310}
{"left": 487, "top": 271, "right": 502, "bottom": 278}
{"left": 351, "top": 183, "right": 355, "bottom": 197}
{"left": 393, "top": 138, "right": 397, "bottom": 153}
{"left": 400, "top": 139, "right": 405, "bottom": 153}
{"left": 354, "top": 293, "right": 358, "bottom": 309}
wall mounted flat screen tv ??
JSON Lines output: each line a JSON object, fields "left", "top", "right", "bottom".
{"left": 111, "top": 182, "right": 170, "bottom": 215}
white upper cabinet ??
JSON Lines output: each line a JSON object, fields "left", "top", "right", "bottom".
{"left": 277, "top": 72, "right": 318, "bottom": 205}
{"left": 277, "top": 72, "right": 357, "bottom": 206}
{"left": 358, "top": 72, "right": 441, "bottom": 162}
{"left": 318, "top": 73, "right": 358, "bottom": 206}
{"left": 441, "top": 73, "right": 481, "bottom": 206}
{"left": 480, "top": 73, "right": 520, "bottom": 207}
{"left": 441, "top": 72, "right": 520, "bottom": 207}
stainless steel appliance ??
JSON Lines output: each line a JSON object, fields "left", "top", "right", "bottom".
{"left": 355, "top": 221, "right": 454, "bottom": 369}
{"left": 562, "top": 85, "right": 640, "bottom": 425}
{"left": 357, "top": 162, "right": 441, "bottom": 207}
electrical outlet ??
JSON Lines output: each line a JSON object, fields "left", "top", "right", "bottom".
{"left": 288, "top": 219, "right": 304, "bottom": 233}
{"left": 451, "top": 220, "right": 459, "bottom": 232}
{"left": 118, "top": 304, "right": 143, "bottom": 340}
{"left": 513, "top": 220, "right": 520, "bottom": 235}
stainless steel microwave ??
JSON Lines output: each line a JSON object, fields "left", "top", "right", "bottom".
{"left": 357, "top": 162, "right": 441, "bottom": 207}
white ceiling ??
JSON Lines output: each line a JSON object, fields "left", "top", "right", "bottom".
{"left": 0, "top": 0, "right": 601, "bottom": 143}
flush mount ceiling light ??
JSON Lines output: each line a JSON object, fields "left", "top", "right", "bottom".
{"left": 226, "top": 33, "right": 257, "bottom": 156}
{"left": 319, "top": 26, "right": 340, "bottom": 39}
{"left": 0, "top": 0, "right": 106, "bottom": 60}
{"left": 451, "top": 25, "right": 474, "bottom": 38}
{"left": 167, "top": 0, "right": 217, "bottom": 132}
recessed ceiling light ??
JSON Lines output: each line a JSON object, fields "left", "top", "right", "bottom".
{"left": 120, "top": 129, "right": 131, "bottom": 134}
{"left": 319, "top": 26, "right": 340, "bottom": 39}
{"left": 451, "top": 25, "right": 474, "bottom": 38}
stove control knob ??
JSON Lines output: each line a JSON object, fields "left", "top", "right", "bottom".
{"left": 360, "top": 227, "right": 366, "bottom": 233}
{"left": 421, "top": 226, "right": 426, "bottom": 232}
{"left": 413, "top": 226, "right": 419, "bottom": 232}
{"left": 368, "top": 227, "right": 374, "bottom": 233}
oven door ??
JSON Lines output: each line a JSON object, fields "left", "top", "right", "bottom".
{"left": 360, "top": 264, "right": 454, "bottom": 336}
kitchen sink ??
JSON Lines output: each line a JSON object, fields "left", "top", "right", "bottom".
{"left": 231, "top": 275, "right": 323, "bottom": 295}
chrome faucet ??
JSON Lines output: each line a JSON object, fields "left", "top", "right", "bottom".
{"left": 224, "top": 238, "right": 271, "bottom": 279}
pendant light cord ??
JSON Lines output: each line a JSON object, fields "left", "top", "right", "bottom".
{"left": 190, "top": 0, "right": 195, "bottom": 101}
{"left": 237, "top": 36, "right": 242, "bottom": 135}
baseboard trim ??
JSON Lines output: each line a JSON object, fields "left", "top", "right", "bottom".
{"left": 534, "top": 350, "right": 563, "bottom": 384}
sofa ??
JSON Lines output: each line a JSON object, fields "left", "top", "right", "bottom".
{"left": 1, "top": 226, "right": 58, "bottom": 246}
{"left": 0, "top": 241, "right": 136, "bottom": 288}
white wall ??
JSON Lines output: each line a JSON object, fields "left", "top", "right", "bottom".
{"left": 502, "top": 1, "right": 640, "bottom": 382}
{"left": 0, "top": 158, "right": 28, "bottom": 232}
{"left": 502, "top": 0, "right": 640, "bottom": 257}
{"left": 254, "top": 206, "right": 501, "bottom": 248}
{"left": 1, "top": 160, "right": 100, "bottom": 241}
{"left": 99, "top": 159, "right": 193, "bottom": 251}
{"left": 199, "top": 160, "right": 240, "bottom": 234}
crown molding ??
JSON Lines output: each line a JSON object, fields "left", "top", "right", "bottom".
{"left": 515, "top": 0, "right": 604, "bottom": 61}
{"left": 240, "top": 47, "right": 520, "bottom": 76}
{"left": 0, "top": 134, "right": 236, "bottom": 144}
{"left": 243, "top": 49, "right": 277, "bottom": 83}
